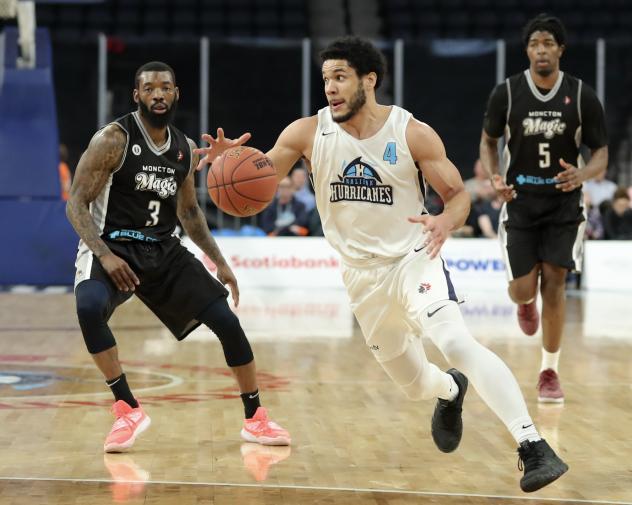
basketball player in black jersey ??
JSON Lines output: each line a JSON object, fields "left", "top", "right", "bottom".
{"left": 66, "top": 61, "right": 290, "bottom": 452}
{"left": 480, "top": 14, "right": 608, "bottom": 403}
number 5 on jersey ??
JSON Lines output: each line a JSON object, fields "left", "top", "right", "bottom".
{"left": 539, "top": 142, "right": 550, "bottom": 169}
{"left": 383, "top": 142, "right": 397, "bottom": 165}
{"left": 146, "top": 200, "right": 160, "bottom": 226}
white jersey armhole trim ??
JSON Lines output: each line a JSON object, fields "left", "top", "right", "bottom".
{"left": 110, "top": 122, "right": 129, "bottom": 174}
{"left": 577, "top": 79, "right": 583, "bottom": 125}
{"left": 185, "top": 136, "right": 195, "bottom": 175}
{"left": 505, "top": 78, "right": 512, "bottom": 122}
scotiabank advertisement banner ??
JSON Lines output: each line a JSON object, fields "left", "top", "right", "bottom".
{"left": 182, "top": 236, "right": 508, "bottom": 291}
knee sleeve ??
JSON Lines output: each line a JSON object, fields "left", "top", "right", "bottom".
{"left": 198, "top": 298, "right": 253, "bottom": 367}
{"left": 379, "top": 338, "right": 451, "bottom": 401}
{"left": 422, "top": 301, "right": 531, "bottom": 428}
{"left": 75, "top": 280, "right": 117, "bottom": 354}
{"left": 421, "top": 300, "right": 481, "bottom": 369}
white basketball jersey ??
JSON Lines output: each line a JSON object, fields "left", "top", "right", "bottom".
{"left": 311, "top": 105, "right": 426, "bottom": 265}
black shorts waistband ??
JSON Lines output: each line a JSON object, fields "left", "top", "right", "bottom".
{"left": 106, "top": 229, "right": 160, "bottom": 242}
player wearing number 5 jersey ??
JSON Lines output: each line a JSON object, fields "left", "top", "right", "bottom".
{"left": 480, "top": 14, "right": 608, "bottom": 403}
{"left": 66, "top": 61, "right": 290, "bottom": 453}
{"left": 197, "top": 36, "right": 568, "bottom": 492}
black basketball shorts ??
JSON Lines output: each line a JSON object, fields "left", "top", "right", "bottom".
{"left": 498, "top": 190, "right": 586, "bottom": 280}
{"left": 74, "top": 236, "right": 229, "bottom": 340}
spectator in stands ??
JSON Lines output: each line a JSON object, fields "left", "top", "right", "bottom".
{"left": 290, "top": 164, "right": 315, "bottom": 212}
{"left": 582, "top": 169, "right": 617, "bottom": 208}
{"left": 603, "top": 187, "right": 632, "bottom": 239}
{"left": 583, "top": 192, "right": 604, "bottom": 240}
{"left": 306, "top": 206, "right": 324, "bottom": 236}
{"left": 464, "top": 158, "right": 495, "bottom": 204}
{"left": 475, "top": 195, "right": 503, "bottom": 238}
{"left": 59, "top": 144, "right": 71, "bottom": 201}
{"left": 259, "top": 176, "right": 308, "bottom": 236}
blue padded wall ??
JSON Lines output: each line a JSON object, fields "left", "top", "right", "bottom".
{"left": 0, "top": 27, "right": 60, "bottom": 198}
{"left": 1, "top": 27, "right": 77, "bottom": 285}
{"left": 0, "top": 200, "right": 78, "bottom": 285}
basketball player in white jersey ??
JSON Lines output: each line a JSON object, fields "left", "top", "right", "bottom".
{"left": 198, "top": 37, "right": 567, "bottom": 492}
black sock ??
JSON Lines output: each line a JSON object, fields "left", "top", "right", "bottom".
{"left": 240, "top": 389, "right": 261, "bottom": 419}
{"left": 106, "top": 373, "right": 138, "bottom": 408}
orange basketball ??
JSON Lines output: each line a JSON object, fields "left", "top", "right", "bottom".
{"left": 207, "top": 146, "right": 278, "bottom": 217}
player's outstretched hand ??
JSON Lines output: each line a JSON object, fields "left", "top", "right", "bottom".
{"left": 193, "top": 128, "right": 252, "bottom": 172}
{"left": 555, "top": 158, "right": 583, "bottom": 192}
{"left": 99, "top": 252, "right": 140, "bottom": 292}
{"left": 491, "top": 174, "right": 517, "bottom": 202}
{"left": 407, "top": 214, "right": 451, "bottom": 259}
{"left": 216, "top": 261, "right": 240, "bottom": 307}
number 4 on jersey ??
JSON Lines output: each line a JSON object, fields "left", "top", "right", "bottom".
{"left": 383, "top": 142, "right": 397, "bottom": 165}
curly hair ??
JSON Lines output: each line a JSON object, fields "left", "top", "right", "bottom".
{"left": 523, "top": 13, "right": 567, "bottom": 47}
{"left": 320, "top": 36, "right": 387, "bottom": 90}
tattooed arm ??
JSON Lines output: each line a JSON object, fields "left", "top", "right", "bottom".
{"left": 66, "top": 125, "right": 139, "bottom": 292}
{"left": 177, "top": 138, "right": 240, "bottom": 305}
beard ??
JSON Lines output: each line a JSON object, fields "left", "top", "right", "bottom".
{"left": 535, "top": 66, "right": 554, "bottom": 77}
{"left": 138, "top": 99, "right": 178, "bottom": 128}
{"left": 332, "top": 84, "right": 366, "bottom": 123}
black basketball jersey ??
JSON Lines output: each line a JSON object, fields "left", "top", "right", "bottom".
{"left": 484, "top": 71, "right": 607, "bottom": 196}
{"left": 92, "top": 111, "right": 192, "bottom": 241}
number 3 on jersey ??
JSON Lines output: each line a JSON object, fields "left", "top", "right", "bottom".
{"left": 146, "top": 200, "right": 160, "bottom": 226}
{"left": 538, "top": 142, "right": 550, "bottom": 169}
{"left": 383, "top": 142, "right": 397, "bottom": 165}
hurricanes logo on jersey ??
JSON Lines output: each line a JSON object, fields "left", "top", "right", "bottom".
{"left": 329, "top": 157, "right": 393, "bottom": 205}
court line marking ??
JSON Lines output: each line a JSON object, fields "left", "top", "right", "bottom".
{"left": 0, "top": 476, "right": 630, "bottom": 504}
{"left": 0, "top": 364, "right": 183, "bottom": 401}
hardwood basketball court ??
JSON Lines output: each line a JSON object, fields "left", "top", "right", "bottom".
{"left": 0, "top": 288, "right": 630, "bottom": 505}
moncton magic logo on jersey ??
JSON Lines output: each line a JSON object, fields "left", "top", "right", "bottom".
{"left": 522, "top": 111, "right": 567, "bottom": 139}
{"left": 135, "top": 166, "right": 178, "bottom": 199}
{"left": 330, "top": 157, "right": 393, "bottom": 205}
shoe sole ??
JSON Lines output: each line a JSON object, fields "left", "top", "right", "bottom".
{"left": 104, "top": 416, "right": 152, "bottom": 453}
{"left": 521, "top": 462, "right": 569, "bottom": 492}
{"left": 538, "top": 396, "right": 564, "bottom": 404}
{"left": 240, "top": 428, "right": 291, "bottom": 446}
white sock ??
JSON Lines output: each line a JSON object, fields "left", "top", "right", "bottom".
{"left": 508, "top": 416, "right": 541, "bottom": 445}
{"left": 540, "top": 348, "right": 560, "bottom": 373}
{"left": 446, "top": 373, "right": 459, "bottom": 401}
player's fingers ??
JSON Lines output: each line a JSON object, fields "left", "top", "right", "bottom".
{"left": 216, "top": 128, "right": 225, "bottom": 142}
{"left": 109, "top": 272, "right": 127, "bottom": 292}
{"left": 233, "top": 132, "right": 252, "bottom": 146}
{"left": 196, "top": 156, "right": 208, "bottom": 172}
{"left": 226, "top": 280, "right": 238, "bottom": 307}
{"left": 232, "top": 281, "right": 240, "bottom": 307}
{"left": 120, "top": 266, "right": 138, "bottom": 291}
{"left": 559, "top": 158, "right": 575, "bottom": 171}
{"left": 125, "top": 264, "right": 140, "bottom": 285}
{"left": 201, "top": 133, "right": 216, "bottom": 144}
{"left": 408, "top": 215, "right": 429, "bottom": 224}
{"left": 426, "top": 239, "right": 440, "bottom": 259}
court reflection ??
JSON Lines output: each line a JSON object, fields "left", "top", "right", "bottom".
{"left": 103, "top": 453, "right": 150, "bottom": 503}
{"left": 240, "top": 443, "right": 292, "bottom": 482}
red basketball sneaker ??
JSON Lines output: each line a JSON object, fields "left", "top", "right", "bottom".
{"left": 537, "top": 369, "right": 564, "bottom": 403}
{"left": 104, "top": 400, "right": 151, "bottom": 453}
{"left": 241, "top": 407, "right": 291, "bottom": 446}
{"left": 517, "top": 300, "right": 540, "bottom": 336}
